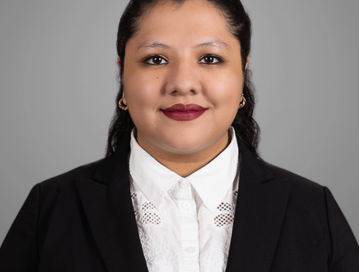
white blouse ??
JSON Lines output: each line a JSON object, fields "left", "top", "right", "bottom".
{"left": 129, "top": 127, "right": 240, "bottom": 272}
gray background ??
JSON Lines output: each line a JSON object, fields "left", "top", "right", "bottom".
{"left": 0, "top": 0, "right": 358, "bottom": 245}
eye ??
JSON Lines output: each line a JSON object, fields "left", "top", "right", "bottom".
{"left": 199, "top": 54, "right": 223, "bottom": 65}
{"left": 144, "top": 55, "right": 168, "bottom": 65}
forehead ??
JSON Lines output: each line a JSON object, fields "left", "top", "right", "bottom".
{"left": 141, "top": 0, "right": 224, "bottom": 24}
{"left": 128, "top": 0, "right": 239, "bottom": 50}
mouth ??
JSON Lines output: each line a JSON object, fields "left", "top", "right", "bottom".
{"left": 161, "top": 103, "right": 207, "bottom": 121}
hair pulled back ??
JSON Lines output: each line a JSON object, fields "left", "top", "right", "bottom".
{"left": 106, "top": 0, "right": 260, "bottom": 157}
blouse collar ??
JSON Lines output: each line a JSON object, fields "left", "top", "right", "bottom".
{"left": 129, "top": 127, "right": 239, "bottom": 213}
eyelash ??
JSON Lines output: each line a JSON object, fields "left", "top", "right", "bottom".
{"left": 143, "top": 54, "right": 224, "bottom": 65}
{"left": 198, "top": 54, "right": 224, "bottom": 65}
{"left": 144, "top": 55, "right": 168, "bottom": 65}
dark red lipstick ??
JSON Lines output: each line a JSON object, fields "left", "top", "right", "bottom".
{"left": 162, "top": 103, "right": 206, "bottom": 121}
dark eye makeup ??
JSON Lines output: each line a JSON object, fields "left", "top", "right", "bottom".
{"left": 143, "top": 54, "right": 224, "bottom": 65}
{"left": 144, "top": 55, "right": 168, "bottom": 65}
{"left": 198, "top": 54, "right": 224, "bottom": 65}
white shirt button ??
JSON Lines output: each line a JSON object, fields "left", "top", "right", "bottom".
{"left": 179, "top": 179, "right": 189, "bottom": 189}
{"left": 185, "top": 246, "right": 195, "bottom": 253}
{"left": 181, "top": 201, "right": 191, "bottom": 211}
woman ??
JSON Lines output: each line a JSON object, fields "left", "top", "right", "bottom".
{"left": 0, "top": 0, "right": 358, "bottom": 271}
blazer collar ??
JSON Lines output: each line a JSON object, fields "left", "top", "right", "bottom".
{"left": 225, "top": 138, "right": 291, "bottom": 272}
{"left": 75, "top": 133, "right": 149, "bottom": 272}
{"left": 75, "top": 132, "right": 291, "bottom": 272}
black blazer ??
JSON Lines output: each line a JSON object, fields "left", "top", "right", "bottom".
{"left": 1, "top": 133, "right": 359, "bottom": 272}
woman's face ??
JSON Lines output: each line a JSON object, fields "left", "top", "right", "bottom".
{"left": 122, "top": 0, "right": 245, "bottom": 156}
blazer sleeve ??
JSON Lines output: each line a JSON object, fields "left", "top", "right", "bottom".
{"left": 0, "top": 183, "right": 40, "bottom": 272}
{"left": 324, "top": 186, "right": 359, "bottom": 271}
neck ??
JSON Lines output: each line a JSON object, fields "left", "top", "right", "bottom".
{"left": 135, "top": 128, "right": 232, "bottom": 177}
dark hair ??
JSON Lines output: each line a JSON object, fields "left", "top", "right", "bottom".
{"left": 106, "top": 0, "right": 260, "bottom": 157}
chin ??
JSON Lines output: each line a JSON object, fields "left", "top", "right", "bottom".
{"left": 159, "top": 131, "right": 212, "bottom": 154}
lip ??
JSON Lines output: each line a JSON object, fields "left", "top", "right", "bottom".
{"left": 162, "top": 103, "right": 206, "bottom": 121}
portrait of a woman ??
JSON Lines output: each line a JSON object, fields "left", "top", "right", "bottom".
{"left": 0, "top": 0, "right": 358, "bottom": 271}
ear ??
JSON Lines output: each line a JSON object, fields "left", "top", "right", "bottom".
{"left": 122, "top": 93, "right": 127, "bottom": 105}
{"left": 117, "top": 58, "right": 126, "bottom": 104}
{"left": 245, "top": 57, "right": 249, "bottom": 71}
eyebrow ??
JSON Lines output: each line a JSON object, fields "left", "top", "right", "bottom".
{"left": 194, "top": 39, "right": 230, "bottom": 50}
{"left": 137, "top": 41, "right": 171, "bottom": 51}
{"left": 137, "top": 39, "right": 230, "bottom": 51}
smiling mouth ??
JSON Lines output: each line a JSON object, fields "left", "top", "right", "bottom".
{"left": 161, "top": 103, "right": 206, "bottom": 121}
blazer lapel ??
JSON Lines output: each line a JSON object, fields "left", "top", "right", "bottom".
{"left": 226, "top": 139, "right": 291, "bottom": 272}
{"left": 75, "top": 133, "right": 148, "bottom": 272}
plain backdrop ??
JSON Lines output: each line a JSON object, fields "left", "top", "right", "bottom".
{"left": 0, "top": 0, "right": 358, "bottom": 245}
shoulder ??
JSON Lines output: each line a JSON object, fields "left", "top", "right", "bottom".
{"left": 261, "top": 160, "right": 330, "bottom": 230}
{"left": 14, "top": 157, "right": 110, "bottom": 225}
{"left": 260, "top": 159, "right": 327, "bottom": 204}
{"left": 36, "top": 157, "right": 106, "bottom": 195}
{"left": 261, "top": 160, "right": 323, "bottom": 188}
{"left": 262, "top": 160, "right": 323, "bottom": 189}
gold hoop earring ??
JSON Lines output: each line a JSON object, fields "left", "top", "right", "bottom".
{"left": 239, "top": 94, "right": 246, "bottom": 109}
{"left": 118, "top": 98, "right": 128, "bottom": 110}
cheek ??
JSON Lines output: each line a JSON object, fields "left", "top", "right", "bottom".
{"left": 204, "top": 72, "right": 243, "bottom": 129}
{"left": 124, "top": 72, "right": 162, "bottom": 109}
{"left": 205, "top": 72, "right": 243, "bottom": 112}
{"left": 122, "top": 69, "right": 165, "bottom": 131}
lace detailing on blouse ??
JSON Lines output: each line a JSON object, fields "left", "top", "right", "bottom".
{"left": 137, "top": 226, "right": 179, "bottom": 271}
{"left": 214, "top": 213, "right": 234, "bottom": 227}
{"left": 131, "top": 188, "right": 180, "bottom": 271}
{"left": 213, "top": 192, "right": 237, "bottom": 228}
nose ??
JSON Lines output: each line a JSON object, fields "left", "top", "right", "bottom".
{"left": 165, "top": 60, "right": 201, "bottom": 96}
